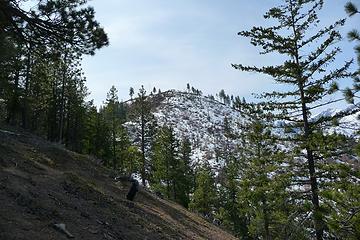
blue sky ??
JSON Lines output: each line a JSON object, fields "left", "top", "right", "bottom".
{"left": 82, "top": 0, "right": 359, "bottom": 106}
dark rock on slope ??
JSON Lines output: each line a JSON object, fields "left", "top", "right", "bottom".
{"left": 0, "top": 126, "right": 236, "bottom": 240}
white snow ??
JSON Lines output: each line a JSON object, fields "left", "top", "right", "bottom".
{"left": 125, "top": 90, "right": 360, "bottom": 174}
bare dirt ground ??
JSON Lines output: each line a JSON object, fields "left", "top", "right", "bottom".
{"left": 0, "top": 126, "right": 236, "bottom": 240}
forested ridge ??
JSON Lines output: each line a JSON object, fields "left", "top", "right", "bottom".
{"left": 1, "top": 0, "right": 360, "bottom": 239}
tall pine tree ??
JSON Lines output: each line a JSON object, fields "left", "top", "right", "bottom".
{"left": 129, "top": 86, "right": 157, "bottom": 185}
{"left": 232, "top": 1, "right": 355, "bottom": 238}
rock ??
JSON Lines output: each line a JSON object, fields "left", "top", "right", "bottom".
{"left": 53, "top": 223, "right": 74, "bottom": 238}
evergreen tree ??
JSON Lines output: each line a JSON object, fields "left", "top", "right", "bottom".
{"left": 95, "top": 106, "right": 112, "bottom": 164}
{"left": 232, "top": 1, "right": 356, "bottom": 238}
{"left": 116, "top": 125, "right": 132, "bottom": 174}
{"left": 219, "top": 89, "right": 226, "bottom": 103}
{"left": 129, "top": 87, "right": 134, "bottom": 100}
{"left": 217, "top": 155, "right": 252, "bottom": 239}
{"left": 1, "top": 0, "right": 108, "bottom": 55}
{"left": 104, "top": 86, "right": 121, "bottom": 170}
{"left": 320, "top": 135, "right": 360, "bottom": 239}
{"left": 151, "top": 126, "right": 193, "bottom": 207}
{"left": 345, "top": 2, "right": 360, "bottom": 67}
{"left": 81, "top": 100, "right": 98, "bottom": 154}
{"left": 151, "top": 126, "right": 179, "bottom": 199}
{"left": 189, "top": 163, "right": 217, "bottom": 218}
{"left": 344, "top": 2, "right": 360, "bottom": 105}
{"left": 123, "top": 146, "right": 142, "bottom": 176}
{"left": 238, "top": 110, "right": 293, "bottom": 239}
{"left": 178, "top": 137, "right": 194, "bottom": 207}
{"left": 130, "top": 85, "right": 157, "bottom": 185}
{"left": 0, "top": 0, "right": 108, "bottom": 133}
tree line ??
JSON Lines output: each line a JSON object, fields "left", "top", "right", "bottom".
{"left": 1, "top": 1, "right": 360, "bottom": 239}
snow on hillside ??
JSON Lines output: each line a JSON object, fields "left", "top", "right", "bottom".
{"left": 152, "top": 90, "right": 244, "bottom": 170}
{"left": 334, "top": 113, "right": 360, "bottom": 136}
{"left": 311, "top": 106, "right": 360, "bottom": 137}
{"left": 126, "top": 90, "right": 359, "bottom": 173}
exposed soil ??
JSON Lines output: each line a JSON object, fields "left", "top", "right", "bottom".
{"left": 0, "top": 126, "right": 236, "bottom": 240}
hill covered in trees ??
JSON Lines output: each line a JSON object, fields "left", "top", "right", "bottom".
{"left": 1, "top": 0, "right": 360, "bottom": 239}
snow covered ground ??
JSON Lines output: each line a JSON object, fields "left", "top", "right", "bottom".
{"left": 152, "top": 90, "right": 244, "bottom": 170}
{"left": 126, "top": 90, "right": 360, "bottom": 173}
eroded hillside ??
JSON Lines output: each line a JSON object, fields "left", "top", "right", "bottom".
{"left": 0, "top": 126, "right": 236, "bottom": 240}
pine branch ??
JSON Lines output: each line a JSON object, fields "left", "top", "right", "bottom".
{"left": 345, "top": 2, "right": 359, "bottom": 17}
{"left": 348, "top": 30, "right": 360, "bottom": 42}
{"left": 299, "top": 19, "right": 345, "bottom": 50}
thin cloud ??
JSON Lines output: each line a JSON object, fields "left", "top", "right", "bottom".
{"left": 83, "top": 0, "right": 356, "bottom": 106}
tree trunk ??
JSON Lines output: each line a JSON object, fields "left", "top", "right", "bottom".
{"left": 22, "top": 44, "right": 32, "bottom": 129}
{"left": 290, "top": 5, "right": 324, "bottom": 236}
{"left": 262, "top": 198, "right": 271, "bottom": 240}
{"left": 59, "top": 52, "right": 68, "bottom": 143}
{"left": 7, "top": 70, "right": 20, "bottom": 125}
{"left": 141, "top": 112, "right": 146, "bottom": 186}
{"left": 299, "top": 84, "right": 323, "bottom": 240}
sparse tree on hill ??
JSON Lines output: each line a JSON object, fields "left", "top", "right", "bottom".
{"left": 130, "top": 85, "right": 157, "bottom": 185}
{"left": 219, "top": 89, "right": 226, "bottom": 103}
{"left": 129, "top": 87, "right": 134, "bottom": 100}
{"left": 104, "top": 86, "right": 120, "bottom": 169}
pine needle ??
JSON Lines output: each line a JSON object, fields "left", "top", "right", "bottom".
{"left": 345, "top": 2, "right": 359, "bottom": 17}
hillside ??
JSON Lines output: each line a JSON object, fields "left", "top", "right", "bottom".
{"left": 0, "top": 126, "right": 236, "bottom": 240}
{"left": 126, "top": 90, "right": 244, "bottom": 171}
{"left": 127, "top": 90, "right": 360, "bottom": 172}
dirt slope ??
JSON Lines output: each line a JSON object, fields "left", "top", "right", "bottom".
{"left": 0, "top": 127, "right": 236, "bottom": 240}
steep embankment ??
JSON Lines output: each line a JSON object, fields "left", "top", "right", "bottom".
{"left": 0, "top": 127, "right": 236, "bottom": 240}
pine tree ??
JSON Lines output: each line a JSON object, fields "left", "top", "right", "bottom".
{"left": 345, "top": 2, "right": 360, "bottom": 66}
{"left": 123, "top": 146, "right": 142, "bottom": 176}
{"left": 104, "top": 86, "right": 121, "bottom": 170}
{"left": 95, "top": 106, "right": 112, "bottom": 164}
{"left": 116, "top": 125, "right": 132, "bottom": 174}
{"left": 1, "top": 0, "right": 108, "bottom": 55}
{"left": 217, "top": 155, "right": 247, "bottom": 238}
{"left": 81, "top": 100, "right": 98, "bottom": 154}
{"left": 344, "top": 1, "right": 360, "bottom": 106}
{"left": 176, "top": 137, "right": 194, "bottom": 208}
{"left": 233, "top": 0, "right": 356, "bottom": 238}
{"left": 189, "top": 163, "right": 217, "bottom": 218}
{"left": 238, "top": 108, "right": 294, "bottom": 239}
{"left": 0, "top": 0, "right": 108, "bottom": 135}
{"left": 130, "top": 85, "right": 157, "bottom": 185}
{"left": 219, "top": 89, "right": 226, "bottom": 103}
{"left": 321, "top": 136, "right": 360, "bottom": 239}
{"left": 151, "top": 126, "right": 193, "bottom": 207}
{"left": 129, "top": 87, "right": 134, "bottom": 100}
{"left": 151, "top": 126, "right": 179, "bottom": 199}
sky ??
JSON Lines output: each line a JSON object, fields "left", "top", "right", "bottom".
{"left": 82, "top": 0, "right": 359, "bottom": 106}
